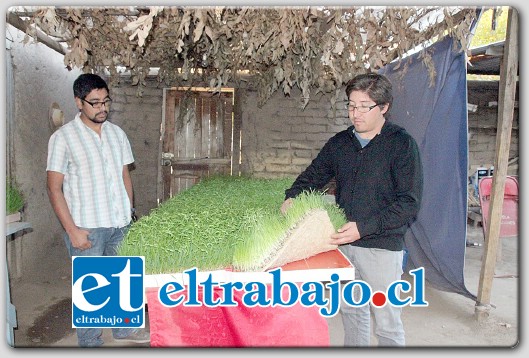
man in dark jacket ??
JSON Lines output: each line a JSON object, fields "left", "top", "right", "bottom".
{"left": 281, "top": 73, "right": 423, "bottom": 346}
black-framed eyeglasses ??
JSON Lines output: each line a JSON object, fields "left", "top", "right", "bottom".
{"left": 81, "top": 97, "right": 112, "bottom": 109}
{"left": 345, "top": 102, "right": 380, "bottom": 113}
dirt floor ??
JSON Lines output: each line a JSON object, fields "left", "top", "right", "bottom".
{"left": 4, "top": 224, "right": 520, "bottom": 352}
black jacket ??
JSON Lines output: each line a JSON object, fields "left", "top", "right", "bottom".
{"left": 285, "top": 121, "right": 423, "bottom": 251}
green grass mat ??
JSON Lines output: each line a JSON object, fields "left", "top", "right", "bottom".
{"left": 118, "top": 176, "right": 346, "bottom": 274}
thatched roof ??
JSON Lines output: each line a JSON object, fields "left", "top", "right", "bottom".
{"left": 8, "top": 6, "right": 478, "bottom": 106}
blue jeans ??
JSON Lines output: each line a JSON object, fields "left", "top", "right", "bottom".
{"left": 339, "top": 245, "right": 405, "bottom": 347}
{"left": 64, "top": 225, "right": 133, "bottom": 347}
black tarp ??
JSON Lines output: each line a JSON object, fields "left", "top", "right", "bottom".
{"left": 381, "top": 36, "right": 476, "bottom": 300}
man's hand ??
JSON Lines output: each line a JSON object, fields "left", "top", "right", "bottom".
{"left": 68, "top": 227, "right": 92, "bottom": 250}
{"left": 331, "top": 221, "right": 361, "bottom": 245}
{"left": 280, "top": 198, "right": 293, "bottom": 215}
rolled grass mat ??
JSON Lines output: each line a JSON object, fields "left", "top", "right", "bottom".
{"left": 233, "top": 209, "right": 338, "bottom": 272}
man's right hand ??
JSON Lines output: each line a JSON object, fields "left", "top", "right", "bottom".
{"left": 280, "top": 198, "right": 293, "bottom": 215}
{"left": 68, "top": 227, "right": 92, "bottom": 250}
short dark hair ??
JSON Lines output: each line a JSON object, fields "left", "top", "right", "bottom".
{"left": 345, "top": 73, "right": 393, "bottom": 110}
{"left": 73, "top": 73, "right": 109, "bottom": 99}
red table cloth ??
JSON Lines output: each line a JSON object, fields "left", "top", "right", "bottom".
{"left": 144, "top": 250, "right": 354, "bottom": 347}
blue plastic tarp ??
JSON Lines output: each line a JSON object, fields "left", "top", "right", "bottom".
{"left": 381, "top": 36, "right": 476, "bottom": 300}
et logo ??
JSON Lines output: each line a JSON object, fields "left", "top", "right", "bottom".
{"left": 72, "top": 256, "right": 145, "bottom": 328}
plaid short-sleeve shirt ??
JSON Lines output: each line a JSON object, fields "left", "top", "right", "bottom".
{"left": 47, "top": 113, "right": 134, "bottom": 228}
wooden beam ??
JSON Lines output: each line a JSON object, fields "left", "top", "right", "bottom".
{"left": 475, "top": 7, "right": 518, "bottom": 319}
{"left": 6, "top": 12, "right": 66, "bottom": 55}
{"left": 231, "top": 89, "right": 242, "bottom": 176}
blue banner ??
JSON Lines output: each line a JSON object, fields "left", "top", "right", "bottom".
{"left": 381, "top": 36, "right": 475, "bottom": 300}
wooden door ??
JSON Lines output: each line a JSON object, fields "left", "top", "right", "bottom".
{"left": 160, "top": 88, "right": 239, "bottom": 201}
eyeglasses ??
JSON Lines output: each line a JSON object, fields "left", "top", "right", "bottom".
{"left": 346, "top": 102, "right": 380, "bottom": 113}
{"left": 81, "top": 98, "right": 113, "bottom": 109}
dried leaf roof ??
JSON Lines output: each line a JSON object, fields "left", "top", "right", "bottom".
{"left": 10, "top": 6, "right": 477, "bottom": 106}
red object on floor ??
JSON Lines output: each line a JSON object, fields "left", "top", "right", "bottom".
{"left": 478, "top": 175, "right": 518, "bottom": 238}
{"left": 145, "top": 249, "right": 354, "bottom": 347}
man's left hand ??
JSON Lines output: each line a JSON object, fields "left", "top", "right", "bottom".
{"left": 331, "top": 221, "right": 361, "bottom": 245}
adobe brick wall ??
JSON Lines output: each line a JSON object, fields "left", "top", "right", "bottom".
{"left": 240, "top": 88, "right": 350, "bottom": 179}
{"left": 106, "top": 79, "right": 163, "bottom": 218}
